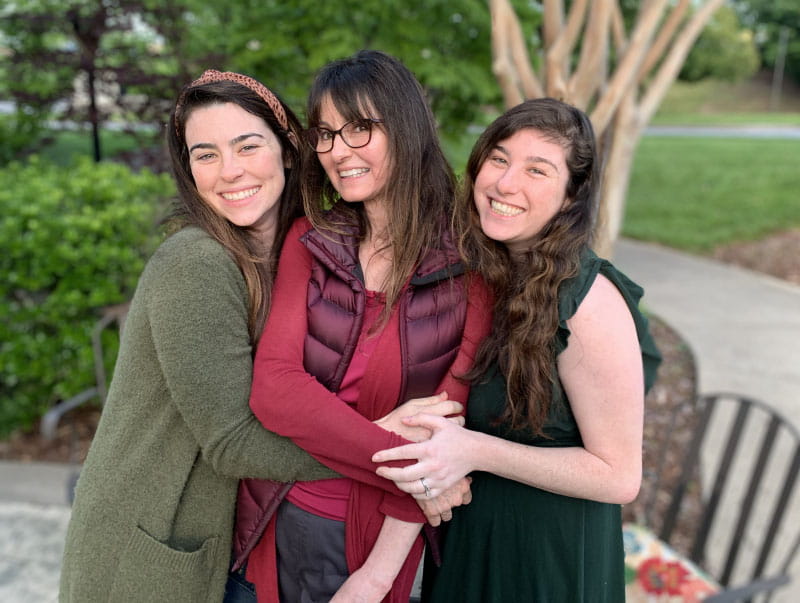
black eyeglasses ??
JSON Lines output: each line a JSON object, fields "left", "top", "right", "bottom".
{"left": 305, "top": 119, "right": 384, "bottom": 153}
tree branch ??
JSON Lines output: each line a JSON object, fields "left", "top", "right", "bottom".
{"left": 568, "top": 0, "right": 611, "bottom": 108}
{"left": 637, "top": 0, "right": 690, "bottom": 84}
{"left": 542, "top": 0, "right": 565, "bottom": 51}
{"left": 490, "top": 0, "right": 525, "bottom": 107}
{"left": 505, "top": 0, "right": 544, "bottom": 99}
{"left": 590, "top": 0, "right": 669, "bottom": 137}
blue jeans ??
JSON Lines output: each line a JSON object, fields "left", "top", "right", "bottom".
{"left": 223, "top": 561, "right": 256, "bottom": 603}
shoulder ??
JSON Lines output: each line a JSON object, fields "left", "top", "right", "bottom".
{"left": 555, "top": 249, "right": 633, "bottom": 353}
{"left": 147, "top": 226, "right": 238, "bottom": 278}
{"left": 287, "top": 216, "right": 313, "bottom": 239}
{"left": 139, "top": 226, "right": 245, "bottom": 302}
{"left": 571, "top": 272, "right": 629, "bottom": 326}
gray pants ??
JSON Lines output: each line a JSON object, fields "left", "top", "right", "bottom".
{"left": 275, "top": 500, "right": 349, "bottom": 602}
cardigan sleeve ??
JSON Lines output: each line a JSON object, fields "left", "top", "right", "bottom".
{"left": 250, "top": 219, "right": 419, "bottom": 498}
{"left": 144, "top": 229, "right": 336, "bottom": 482}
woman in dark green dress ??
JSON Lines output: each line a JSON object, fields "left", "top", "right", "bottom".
{"left": 372, "top": 98, "right": 661, "bottom": 601}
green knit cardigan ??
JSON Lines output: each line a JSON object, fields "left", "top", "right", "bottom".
{"left": 59, "top": 227, "right": 336, "bottom": 602}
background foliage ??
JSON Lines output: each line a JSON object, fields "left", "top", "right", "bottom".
{"left": 0, "top": 157, "right": 173, "bottom": 436}
{"left": 681, "top": 4, "right": 760, "bottom": 82}
{"left": 1, "top": 0, "right": 541, "bottom": 163}
{"left": 0, "top": 1, "right": 797, "bottom": 437}
{"left": 734, "top": 0, "right": 800, "bottom": 84}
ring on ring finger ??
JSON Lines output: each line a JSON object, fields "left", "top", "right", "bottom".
{"left": 420, "top": 477, "right": 432, "bottom": 498}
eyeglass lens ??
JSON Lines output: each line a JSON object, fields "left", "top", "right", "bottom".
{"left": 311, "top": 120, "right": 375, "bottom": 153}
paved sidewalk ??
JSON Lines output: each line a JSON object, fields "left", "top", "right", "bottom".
{"left": 0, "top": 461, "right": 76, "bottom": 602}
{"left": 0, "top": 239, "right": 798, "bottom": 602}
{"left": 615, "top": 238, "right": 800, "bottom": 419}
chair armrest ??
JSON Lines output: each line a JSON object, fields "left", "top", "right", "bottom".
{"left": 703, "top": 574, "right": 790, "bottom": 602}
{"left": 40, "top": 387, "right": 100, "bottom": 440}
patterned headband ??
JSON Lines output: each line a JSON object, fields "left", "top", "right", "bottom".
{"left": 175, "top": 69, "right": 288, "bottom": 132}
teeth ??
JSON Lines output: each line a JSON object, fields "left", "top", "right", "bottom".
{"left": 221, "top": 187, "right": 260, "bottom": 201}
{"left": 490, "top": 199, "right": 524, "bottom": 216}
{"left": 339, "top": 168, "right": 369, "bottom": 178}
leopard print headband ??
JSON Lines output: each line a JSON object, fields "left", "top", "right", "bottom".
{"left": 175, "top": 69, "right": 288, "bottom": 133}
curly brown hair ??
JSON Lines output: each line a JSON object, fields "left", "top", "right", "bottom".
{"left": 455, "top": 98, "right": 599, "bottom": 434}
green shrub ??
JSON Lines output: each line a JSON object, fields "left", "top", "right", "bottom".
{"left": 0, "top": 110, "right": 46, "bottom": 166}
{"left": 0, "top": 156, "right": 174, "bottom": 437}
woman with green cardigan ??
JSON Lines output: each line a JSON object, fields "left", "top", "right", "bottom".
{"left": 58, "top": 70, "right": 337, "bottom": 602}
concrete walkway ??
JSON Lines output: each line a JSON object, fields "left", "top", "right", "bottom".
{"left": 615, "top": 238, "right": 800, "bottom": 602}
{"left": 1, "top": 239, "right": 798, "bottom": 601}
{"left": 0, "top": 461, "right": 76, "bottom": 602}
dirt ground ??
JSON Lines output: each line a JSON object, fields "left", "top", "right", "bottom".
{"left": 712, "top": 228, "right": 800, "bottom": 286}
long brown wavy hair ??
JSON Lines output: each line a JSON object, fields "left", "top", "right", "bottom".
{"left": 455, "top": 98, "right": 599, "bottom": 434}
{"left": 166, "top": 77, "right": 304, "bottom": 344}
{"left": 301, "top": 50, "right": 456, "bottom": 323}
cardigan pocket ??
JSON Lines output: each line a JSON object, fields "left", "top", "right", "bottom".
{"left": 109, "top": 524, "right": 221, "bottom": 602}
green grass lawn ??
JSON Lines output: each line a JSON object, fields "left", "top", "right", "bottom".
{"left": 623, "top": 136, "right": 800, "bottom": 252}
{"left": 36, "top": 127, "right": 159, "bottom": 166}
{"left": 651, "top": 112, "right": 800, "bottom": 126}
{"left": 624, "top": 77, "right": 800, "bottom": 252}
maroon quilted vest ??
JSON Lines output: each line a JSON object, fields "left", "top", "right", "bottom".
{"left": 232, "top": 214, "right": 467, "bottom": 570}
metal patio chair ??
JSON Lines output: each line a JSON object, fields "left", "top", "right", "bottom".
{"left": 643, "top": 392, "right": 800, "bottom": 602}
{"left": 39, "top": 303, "right": 129, "bottom": 501}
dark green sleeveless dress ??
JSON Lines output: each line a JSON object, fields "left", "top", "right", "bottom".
{"left": 424, "top": 250, "right": 661, "bottom": 603}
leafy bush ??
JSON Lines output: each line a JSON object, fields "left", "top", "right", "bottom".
{"left": 0, "top": 156, "right": 174, "bottom": 437}
{"left": 0, "top": 110, "right": 47, "bottom": 166}
{"left": 680, "top": 5, "right": 760, "bottom": 83}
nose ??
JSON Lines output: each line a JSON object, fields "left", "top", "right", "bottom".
{"left": 494, "top": 165, "right": 519, "bottom": 195}
{"left": 329, "top": 132, "right": 352, "bottom": 161}
{"left": 221, "top": 153, "right": 244, "bottom": 181}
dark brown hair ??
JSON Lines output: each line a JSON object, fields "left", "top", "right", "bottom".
{"left": 166, "top": 76, "right": 304, "bottom": 344}
{"left": 456, "top": 98, "right": 599, "bottom": 434}
{"left": 301, "top": 50, "right": 456, "bottom": 322}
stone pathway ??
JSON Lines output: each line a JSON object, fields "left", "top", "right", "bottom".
{"left": 0, "top": 502, "right": 70, "bottom": 602}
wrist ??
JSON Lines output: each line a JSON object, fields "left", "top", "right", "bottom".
{"left": 356, "top": 564, "right": 394, "bottom": 597}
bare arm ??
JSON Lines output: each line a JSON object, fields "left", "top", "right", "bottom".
{"left": 372, "top": 274, "right": 645, "bottom": 505}
{"left": 330, "top": 517, "right": 422, "bottom": 602}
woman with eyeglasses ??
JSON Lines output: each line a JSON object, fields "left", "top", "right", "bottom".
{"left": 231, "top": 50, "right": 491, "bottom": 602}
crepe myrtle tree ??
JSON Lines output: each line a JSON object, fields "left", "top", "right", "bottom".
{"left": 489, "top": 0, "right": 726, "bottom": 258}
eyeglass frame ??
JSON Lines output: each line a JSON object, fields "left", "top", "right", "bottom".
{"left": 305, "top": 118, "right": 384, "bottom": 153}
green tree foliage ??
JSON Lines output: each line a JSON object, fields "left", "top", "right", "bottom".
{"left": 735, "top": 0, "right": 800, "bottom": 83}
{"left": 2, "top": 0, "right": 539, "bottom": 149}
{"left": 0, "top": 0, "right": 205, "bottom": 161}
{"left": 680, "top": 5, "right": 760, "bottom": 82}
{"left": 182, "top": 0, "right": 532, "bottom": 138}
{"left": 0, "top": 157, "right": 173, "bottom": 436}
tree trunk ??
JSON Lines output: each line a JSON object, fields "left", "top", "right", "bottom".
{"left": 87, "top": 66, "right": 102, "bottom": 163}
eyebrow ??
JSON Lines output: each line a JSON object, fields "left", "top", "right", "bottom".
{"left": 494, "top": 144, "right": 560, "bottom": 172}
{"left": 189, "top": 132, "right": 266, "bottom": 154}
